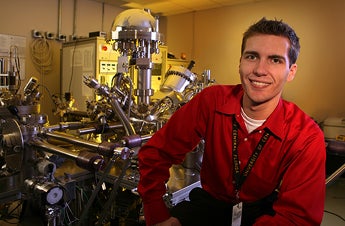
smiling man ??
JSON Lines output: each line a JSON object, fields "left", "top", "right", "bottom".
{"left": 138, "top": 18, "right": 326, "bottom": 226}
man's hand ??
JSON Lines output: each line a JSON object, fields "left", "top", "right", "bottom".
{"left": 154, "top": 217, "right": 181, "bottom": 226}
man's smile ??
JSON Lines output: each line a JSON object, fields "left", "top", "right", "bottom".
{"left": 249, "top": 79, "right": 271, "bottom": 88}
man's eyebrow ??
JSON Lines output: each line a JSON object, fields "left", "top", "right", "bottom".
{"left": 242, "top": 51, "right": 287, "bottom": 62}
{"left": 268, "top": 55, "right": 286, "bottom": 61}
{"left": 242, "top": 50, "right": 259, "bottom": 56}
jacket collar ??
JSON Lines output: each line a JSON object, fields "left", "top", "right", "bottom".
{"left": 216, "top": 86, "right": 284, "bottom": 140}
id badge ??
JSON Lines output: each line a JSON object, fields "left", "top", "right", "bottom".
{"left": 232, "top": 202, "right": 242, "bottom": 226}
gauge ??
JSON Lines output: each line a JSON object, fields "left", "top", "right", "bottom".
{"left": 46, "top": 186, "right": 64, "bottom": 205}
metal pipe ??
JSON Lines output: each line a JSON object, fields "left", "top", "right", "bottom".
{"left": 30, "top": 138, "right": 104, "bottom": 171}
{"left": 44, "top": 121, "right": 85, "bottom": 132}
{"left": 30, "top": 138, "right": 79, "bottom": 159}
{"left": 101, "top": 2, "right": 105, "bottom": 32}
{"left": 78, "top": 149, "right": 121, "bottom": 225}
{"left": 83, "top": 76, "right": 136, "bottom": 136}
{"left": 76, "top": 122, "right": 124, "bottom": 135}
{"left": 73, "top": 0, "right": 77, "bottom": 37}
{"left": 140, "top": 134, "right": 152, "bottom": 143}
{"left": 76, "top": 127, "right": 101, "bottom": 135}
{"left": 137, "top": 68, "right": 152, "bottom": 105}
{"left": 109, "top": 95, "right": 136, "bottom": 136}
{"left": 57, "top": 0, "right": 62, "bottom": 35}
{"left": 43, "top": 131, "right": 121, "bottom": 157}
{"left": 326, "top": 163, "right": 345, "bottom": 186}
{"left": 45, "top": 131, "right": 100, "bottom": 150}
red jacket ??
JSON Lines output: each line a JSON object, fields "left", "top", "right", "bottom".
{"left": 138, "top": 84, "right": 326, "bottom": 225}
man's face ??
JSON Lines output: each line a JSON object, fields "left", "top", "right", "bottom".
{"left": 239, "top": 34, "right": 297, "bottom": 106}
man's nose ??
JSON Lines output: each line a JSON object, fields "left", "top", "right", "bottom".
{"left": 253, "top": 60, "right": 268, "bottom": 76}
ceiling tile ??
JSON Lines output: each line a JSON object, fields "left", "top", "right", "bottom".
{"left": 96, "top": 0, "right": 267, "bottom": 16}
{"left": 122, "top": 1, "right": 190, "bottom": 15}
{"left": 170, "top": 0, "right": 221, "bottom": 11}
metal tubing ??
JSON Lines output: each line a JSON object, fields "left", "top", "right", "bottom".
{"left": 73, "top": 0, "right": 77, "bottom": 37}
{"left": 57, "top": 0, "right": 62, "bottom": 35}
{"left": 140, "top": 134, "right": 152, "bottom": 143}
{"left": 45, "top": 131, "right": 100, "bottom": 150}
{"left": 76, "top": 127, "right": 100, "bottom": 135}
{"left": 30, "top": 138, "right": 79, "bottom": 159}
{"left": 83, "top": 76, "right": 135, "bottom": 136}
{"left": 77, "top": 151, "right": 121, "bottom": 225}
{"left": 76, "top": 122, "right": 124, "bottom": 135}
{"left": 326, "top": 163, "right": 345, "bottom": 186}
{"left": 109, "top": 96, "right": 136, "bottom": 136}
{"left": 137, "top": 68, "right": 152, "bottom": 105}
{"left": 96, "top": 158, "right": 131, "bottom": 225}
{"left": 43, "top": 131, "right": 121, "bottom": 157}
{"left": 45, "top": 121, "right": 85, "bottom": 132}
{"left": 30, "top": 138, "right": 104, "bottom": 171}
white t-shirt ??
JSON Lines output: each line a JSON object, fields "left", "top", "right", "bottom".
{"left": 241, "top": 107, "right": 266, "bottom": 133}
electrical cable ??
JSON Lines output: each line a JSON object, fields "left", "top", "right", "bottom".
{"left": 68, "top": 41, "right": 78, "bottom": 92}
{"left": 324, "top": 210, "right": 345, "bottom": 222}
{"left": 30, "top": 38, "right": 53, "bottom": 75}
{"left": 9, "top": 45, "right": 22, "bottom": 94}
{"left": 38, "top": 83, "right": 56, "bottom": 105}
{"left": 0, "top": 200, "right": 23, "bottom": 224}
{"left": 61, "top": 200, "right": 79, "bottom": 225}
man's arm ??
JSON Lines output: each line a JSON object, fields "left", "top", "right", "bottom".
{"left": 255, "top": 126, "right": 326, "bottom": 225}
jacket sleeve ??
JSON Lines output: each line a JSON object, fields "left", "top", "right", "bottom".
{"left": 255, "top": 123, "right": 326, "bottom": 226}
{"left": 137, "top": 89, "right": 210, "bottom": 226}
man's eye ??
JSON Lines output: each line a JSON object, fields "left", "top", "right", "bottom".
{"left": 245, "top": 55, "right": 257, "bottom": 60}
{"left": 272, "top": 58, "right": 283, "bottom": 64}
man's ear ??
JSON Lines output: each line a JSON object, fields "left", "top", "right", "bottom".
{"left": 287, "top": 64, "right": 297, "bottom": 82}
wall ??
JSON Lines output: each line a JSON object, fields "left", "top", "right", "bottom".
{"left": 0, "top": 0, "right": 124, "bottom": 124}
{"left": 1, "top": 0, "right": 344, "bottom": 124}
{"left": 166, "top": 0, "right": 345, "bottom": 123}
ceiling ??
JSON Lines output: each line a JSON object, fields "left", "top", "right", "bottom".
{"left": 95, "top": 0, "right": 264, "bottom": 16}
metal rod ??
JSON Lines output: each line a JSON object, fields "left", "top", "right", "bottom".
{"left": 57, "top": 0, "right": 62, "bottom": 35}
{"left": 109, "top": 97, "right": 136, "bottom": 136}
{"left": 140, "top": 134, "right": 152, "bottom": 143}
{"left": 325, "top": 163, "right": 345, "bottom": 186}
{"left": 77, "top": 152, "right": 120, "bottom": 225}
{"left": 76, "top": 122, "right": 124, "bottom": 135}
{"left": 73, "top": 0, "right": 77, "bottom": 36}
{"left": 96, "top": 158, "right": 131, "bottom": 225}
{"left": 45, "top": 131, "right": 100, "bottom": 150}
{"left": 30, "top": 138, "right": 79, "bottom": 159}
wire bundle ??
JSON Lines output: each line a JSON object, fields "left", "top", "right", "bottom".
{"left": 30, "top": 38, "right": 53, "bottom": 74}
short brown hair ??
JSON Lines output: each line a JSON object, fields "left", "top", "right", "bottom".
{"left": 241, "top": 18, "right": 300, "bottom": 67}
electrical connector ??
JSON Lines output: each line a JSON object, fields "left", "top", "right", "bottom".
{"left": 69, "top": 35, "right": 78, "bottom": 41}
{"left": 32, "top": 30, "right": 42, "bottom": 38}
{"left": 45, "top": 32, "right": 55, "bottom": 40}
{"left": 57, "top": 34, "right": 66, "bottom": 41}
